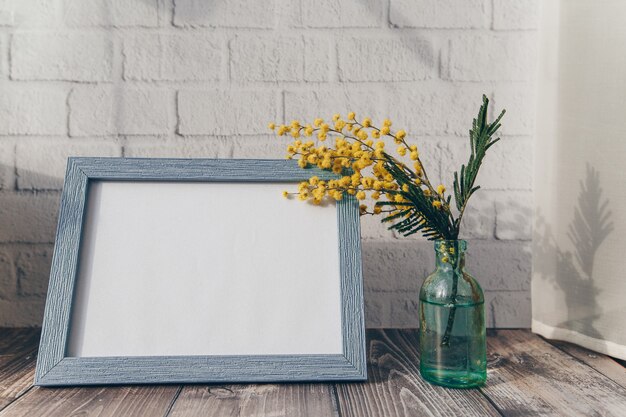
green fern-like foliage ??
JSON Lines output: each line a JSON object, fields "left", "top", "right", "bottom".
{"left": 378, "top": 162, "right": 454, "bottom": 240}
{"left": 452, "top": 95, "right": 505, "bottom": 237}
{"left": 376, "top": 95, "right": 505, "bottom": 240}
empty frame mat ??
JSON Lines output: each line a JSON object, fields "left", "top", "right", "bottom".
{"left": 68, "top": 181, "right": 343, "bottom": 357}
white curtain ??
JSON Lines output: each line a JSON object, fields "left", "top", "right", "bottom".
{"left": 532, "top": 0, "right": 626, "bottom": 359}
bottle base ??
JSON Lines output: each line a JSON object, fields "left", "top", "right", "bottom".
{"left": 420, "top": 367, "right": 486, "bottom": 389}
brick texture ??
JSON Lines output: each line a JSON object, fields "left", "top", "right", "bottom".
{"left": 124, "top": 138, "right": 231, "bottom": 158}
{"left": 0, "top": 142, "right": 15, "bottom": 190}
{"left": 64, "top": 0, "right": 159, "bottom": 27}
{"left": 124, "top": 34, "right": 222, "bottom": 81}
{"left": 178, "top": 90, "right": 277, "bottom": 135}
{"left": 69, "top": 87, "right": 172, "bottom": 136}
{"left": 493, "top": 0, "right": 539, "bottom": 30}
{"left": 446, "top": 33, "right": 537, "bottom": 81}
{"left": 390, "top": 0, "right": 489, "bottom": 29}
{"left": 0, "top": 0, "right": 62, "bottom": 28}
{"left": 0, "top": 193, "right": 60, "bottom": 243}
{"left": 231, "top": 36, "right": 304, "bottom": 82}
{"left": 300, "top": 0, "right": 383, "bottom": 28}
{"left": 174, "top": 0, "right": 276, "bottom": 28}
{"left": 11, "top": 33, "right": 113, "bottom": 81}
{"left": 16, "top": 140, "right": 121, "bottom": 190}
{"left": 0, "top": 87, "right": 66, "bottom": 135}
{"left": 0, "top": 0, "right": 538, "bottom": 327}
{"left": 229, "top": 35, "right": 331, "bottom": 82}
{"left": 386, "top": 85, "right": 493, "bottom": 135}
{"left": 16, "top": 246, "right": 53, "bottom": 297}
{"left": 284, "top": 88, "right": 384, "bottom": 123}
{"left": 338, "top": 37, "right": 436, "bottom": 82}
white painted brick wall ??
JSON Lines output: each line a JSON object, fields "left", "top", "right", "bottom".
{"left": 337, "top": 37, "right": 436, "bottom": 81}
{"left": 231, "top": 35, "right": 306, "bottom": 82}
{"left": 0, "top": 0, "right": 63, "bottom": 28}
{"left": 0, "top": 0, "right": 539, "bottom": 328}
{"left": 65, "top": 0, "right": 160, "bottom": 28}
{"left": 493, "top": 0, "right": 539, "bottom": 30}
{"left": 123, "top": 33, "right": 223, "bottom": 81}
{"left": 178, "top": 90, "right": 278, "bottom": 135}
{"left": 11, "top": 33, "right": 114, "bottom": 81}
{"left": 445, "top": 32, "right": 537, "bottom": 81}
{"left": 69, "top": 87, "right": 173, "bottom": 136}
{"left": 300, "top": 0, "right": 383, "bottom": 28}
{"left": 16, "top": 140, "right": 122, "bottom": 190}
{"left": 173, "top": 0, "right": 276, "bottom": 28}
{"left": 0, "top": 87, "right": 67, "bottom": 135}
{"left": 390, "top": 0, "right": 490, "bottom": 29}
{"left": 386, "top": 83, "right": 493, "bottom": 135}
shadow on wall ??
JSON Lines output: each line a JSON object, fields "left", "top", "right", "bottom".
{"left": 0, "top": 169, "right": 61, "bottom": 327}
{"left": 534, "top": 164, "right": 613, "bottom": 340}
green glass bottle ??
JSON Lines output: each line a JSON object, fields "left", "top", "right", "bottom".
{"left": 419, "top": 240, "right": 486, "bottom": 388}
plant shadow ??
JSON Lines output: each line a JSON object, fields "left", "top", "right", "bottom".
{"left": 534, "top": 164, "right": 613, "bottom": 340}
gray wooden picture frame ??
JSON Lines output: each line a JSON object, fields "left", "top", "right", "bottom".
{"left": 35, "top": 158, "right": 366, "bottom": 386}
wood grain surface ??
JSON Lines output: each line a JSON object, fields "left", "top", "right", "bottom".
{"left": 0, "top": 329, "right": 40, "bottom": 411}
{"left": 0, "top": 386, "right": 179, "bottom": 417}
{"left": 1, "top": 328, "right": 625, "bottom": 417}
{"left": 336, "top": 329, "right": 501, "bottom": 417}
{"left": 482, "top": 330, "right": 626, "bottom": 416}
{"left": 167, "top": 384, "right": 338, "bottom": 417}
{"left": 549, "top": 339, "right": 626, "bottom": 389}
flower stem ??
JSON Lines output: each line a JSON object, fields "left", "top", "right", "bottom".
{"left": 441, "top": 264, "right": 460, "bottom": 346}
{"left": 441, "top": 247, "right": 464, "bottom": 346}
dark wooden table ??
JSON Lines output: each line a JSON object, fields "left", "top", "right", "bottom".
{"left": 0, "top": 329, "right": 625, "bottom": 416}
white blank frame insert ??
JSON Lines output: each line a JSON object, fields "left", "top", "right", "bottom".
{"left": 35, "top": 158, "right": 366, "bottom": 386}
{"left": 69, "top": 181, "right": 343, "bottom": 357}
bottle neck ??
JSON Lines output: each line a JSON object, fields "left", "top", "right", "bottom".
{"left": 434, "top": 240, "right": 467, "bottom": 271}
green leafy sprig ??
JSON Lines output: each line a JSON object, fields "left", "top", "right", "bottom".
{"left": 376, "top": 95, "right": 505, "bottom": 240}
